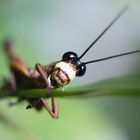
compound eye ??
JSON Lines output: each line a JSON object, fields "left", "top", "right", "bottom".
{"left": 62, "top": 52, "right": 78, "bottom": 61}
{"left": 76, "top": 63, "right": 86, "bottom": 76}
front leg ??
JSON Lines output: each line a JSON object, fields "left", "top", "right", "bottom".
{"left": 35, "top": 63, "right": 51, "bottom": 93}
{"left": 41, "top": 97, "right": 59, "bottom": 119}
{"left": 28, "top": 63, "right": 59, "bottom": 119}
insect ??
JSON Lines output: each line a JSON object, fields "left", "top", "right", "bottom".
{"left": 2, "top": 6, "right": 140, "bottom": 119}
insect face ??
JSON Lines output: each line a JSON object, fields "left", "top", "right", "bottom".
{"left": 50, "top": 51, "right": 87, "bottom": 88}
{"left": 50, "top": 61, "right": 77, "bottom": 88}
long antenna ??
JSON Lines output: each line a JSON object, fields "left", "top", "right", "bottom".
{"left": 78, "top": 6, "right": 128, "bottom": 60}
{"left": 84, "top": 50, "right": 140, "bottom": 65}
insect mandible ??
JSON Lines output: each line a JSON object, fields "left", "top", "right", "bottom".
{"left": 3, "top": 6, "right": 140, "bottom": 119}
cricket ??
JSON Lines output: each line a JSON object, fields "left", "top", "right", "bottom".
{"left": 1, "top": 7, "right": 140, "bottom": 119}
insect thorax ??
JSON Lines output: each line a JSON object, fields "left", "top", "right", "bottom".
{"left": 50, "top": 62, "right": 76, "bottom": 88}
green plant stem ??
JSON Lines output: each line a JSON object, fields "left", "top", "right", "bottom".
{"left": 0, "top": 75, "right": 140, "bottom": 99}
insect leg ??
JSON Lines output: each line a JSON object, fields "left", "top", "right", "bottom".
{"left": 26, "top": 99, "right": 41, "bottom": 109}
{"left": 3, "top": 39, "right": 29, "bottom": 77}
{"left": 41, "top": 97, "right": 59, "bottom": 119}
{"left": 34, "top": 64, "right": 59, "bottom": 118}
{"left": 35, "top": 63, "right": 51, "bottom": 93}
{"left": 3, "top": 39, "right": 32, "bottom": 106}
{"left": 3, "top": 39, "right": 30, "bottom": 89}
{"left": 25, "top": 63, "right": 53, "bottom": 112}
